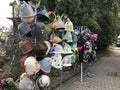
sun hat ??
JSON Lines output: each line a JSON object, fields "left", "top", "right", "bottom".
{"left": 62, "top": 42, "right": 73, "bottom": 54}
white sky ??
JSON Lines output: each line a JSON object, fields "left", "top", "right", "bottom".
{"left": 0, "top": 0, "right": 14, "bottom": 27}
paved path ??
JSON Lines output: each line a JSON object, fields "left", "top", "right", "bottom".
{"left": 61, "top": 47, "right": 120, "bottom": 90}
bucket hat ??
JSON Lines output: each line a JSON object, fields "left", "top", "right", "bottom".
{"left": 19, "top": 1, "right": 36, "bottom": 18}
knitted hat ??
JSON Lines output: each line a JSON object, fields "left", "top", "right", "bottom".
{"left": 39, "top": 57, "right": 52, "bottom": 73}
{"left": 36, "top": 75, "right": 50, "bottom": 88}
{"left": 24, "top": 56, "right": 41, "bottom": 75}
{"left": 17, "top": 22, "right": 32, "bottom": 39}
{"left": 19, "top": 1, "right": 36, "bottom": 18}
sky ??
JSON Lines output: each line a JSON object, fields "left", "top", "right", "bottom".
{"left": 0, "top": 0, "right": 14, "bottom": 27}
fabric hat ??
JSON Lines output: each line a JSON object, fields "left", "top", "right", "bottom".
{"left": 92, "top": 34, "right": 98, "bottom": 40}
{"left": 24, "top": 56, "right": 40, "bottom": 75}
{"left": 19, "top": 38, "right": 34, "bottom": 54}
{"left": 50, "top": 32, "right": 62, "bottom": 43}
{"left": 64, "top": 18, "right": 74, "bottom": 31}
{"left": 31, "top": 22, "right": 47, "bottom": 38}
{"left": 34, "top": 41, "right": 48, "bottom": 57}
{"left": 39, "top": 57, "right": 52, "bottom": 73}
{"left": 36, "top": 75, "right": 50, "bottom": 88}
{"left": 17, "top": 22, "right": 32, "bottom": 39}
{"left": 51, "top": 15, "right": 65, "bottom": 30}
{"left": 51, "top": 54, "right": 62, "bottom": 69}
{"left": 19, "top": 55, "right": 28, "bottom": 68}
{"left": 19, "top": 1, "right": 36, "bottom": 18}
{"left": 37, "top": 7, "right": 50, "bottom": 21}
{"left": 44, "top": 41, "right": 51, "bottom": 55}
{"left": 63, "top": 31, "right": 73, "bottom": 42}
{"left": 19, "top": 73, "right": 34, "bottom": 90}
{"left": 53, "top": 44, "right": 64, "bottom": 54}
{"left": 62, "top": 55, "right": 72, "bottom": 67}
{"left": 62, "top": 42, "right": 73, "bottom": 54}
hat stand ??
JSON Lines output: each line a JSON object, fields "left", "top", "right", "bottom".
{"left": 59, "top": 66, "right": 63, "bottom": 90}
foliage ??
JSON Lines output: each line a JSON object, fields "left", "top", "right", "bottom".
{"left": 46, "top": 0, "right": 120, "bottom": 51}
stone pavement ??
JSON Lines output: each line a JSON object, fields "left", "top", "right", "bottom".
{"left": 59, "top": 47, "right": 120, "bottom": 90}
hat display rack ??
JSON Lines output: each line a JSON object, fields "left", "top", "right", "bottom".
{"left": 17, "top": 0, "right": 52, "bottom": 90}
{"left": 17, "top": 0, "right": 98, "bottom": 89}
{"left": 76, "top": 26, "right": 98, "bottom": 86}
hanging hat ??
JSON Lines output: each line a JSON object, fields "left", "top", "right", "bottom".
{"left": 62, "top": 42, "right": 73, "bottom": 54}
{"left": 19, "top": 73, "right": 34, "bottom": 90}
{"left": 36, "top": 75, "right": 50, "bottom": 88}
{"left": 44, "top": 41, "right": 51, "bottom": 55}
{"left": 24, "top": 56, "right": 40, "bottom": 75}
{"left": 62, "top": 55, "right": 72, "bottom": 67}
{"left": 31, "top": 22, "right": 47, "bottom": 38}
{"left": 51, "top": 15, "right": 65, "bottom": 30}
{"left": 19, "top": 1, "right": 36, "bottom": 18}
{"left": 37, "top": 7, "right": 50, "bottom": 21}
{"left": 50, "top": 32, "right": 62, "bottom": 43}
{"left": 34, "top": 41, "right": 48, "bottom": 57}
{"left": 19, "top": 55, "right": 28, "bottom": 68}
{"left": 92, "top": 34, "right": 98, "bottom": 40}
{"left": 51, "top": 54, "right": 62, "bottom": 69}
{"left": 17, "top": 22, "right": 32, "bottom": 39}
{"left": 65, "top": 18, "right": 74, "bottom": 31}
{"left": 39, "top": 57, "right": 52, "bottom": 73}
{"left": 53, "top": 44, "right": 64, "bottom": 54}
{"left": 19, "top": 38, "right": 34, "bottom": 54}
{"left": 63, "top": 31, "right": 73, "bottom": 42}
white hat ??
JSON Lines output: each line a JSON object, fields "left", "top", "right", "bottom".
{"left": 19, "top": 1, "right": 36, "bottom": 18}
{"left": 51, "top": 54, "right": 62, "bottom": 69}
{"left": 19, "top": 73, "right": 34, "bottom": 90}
{"left": 39, "top": 57, "right": 52, "bottom": 73}
{"left": 36, "top": 75, "right": 50, "bottom": 88}
{"left": 24, "top": 56, "right": 40, "bottom": 75}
